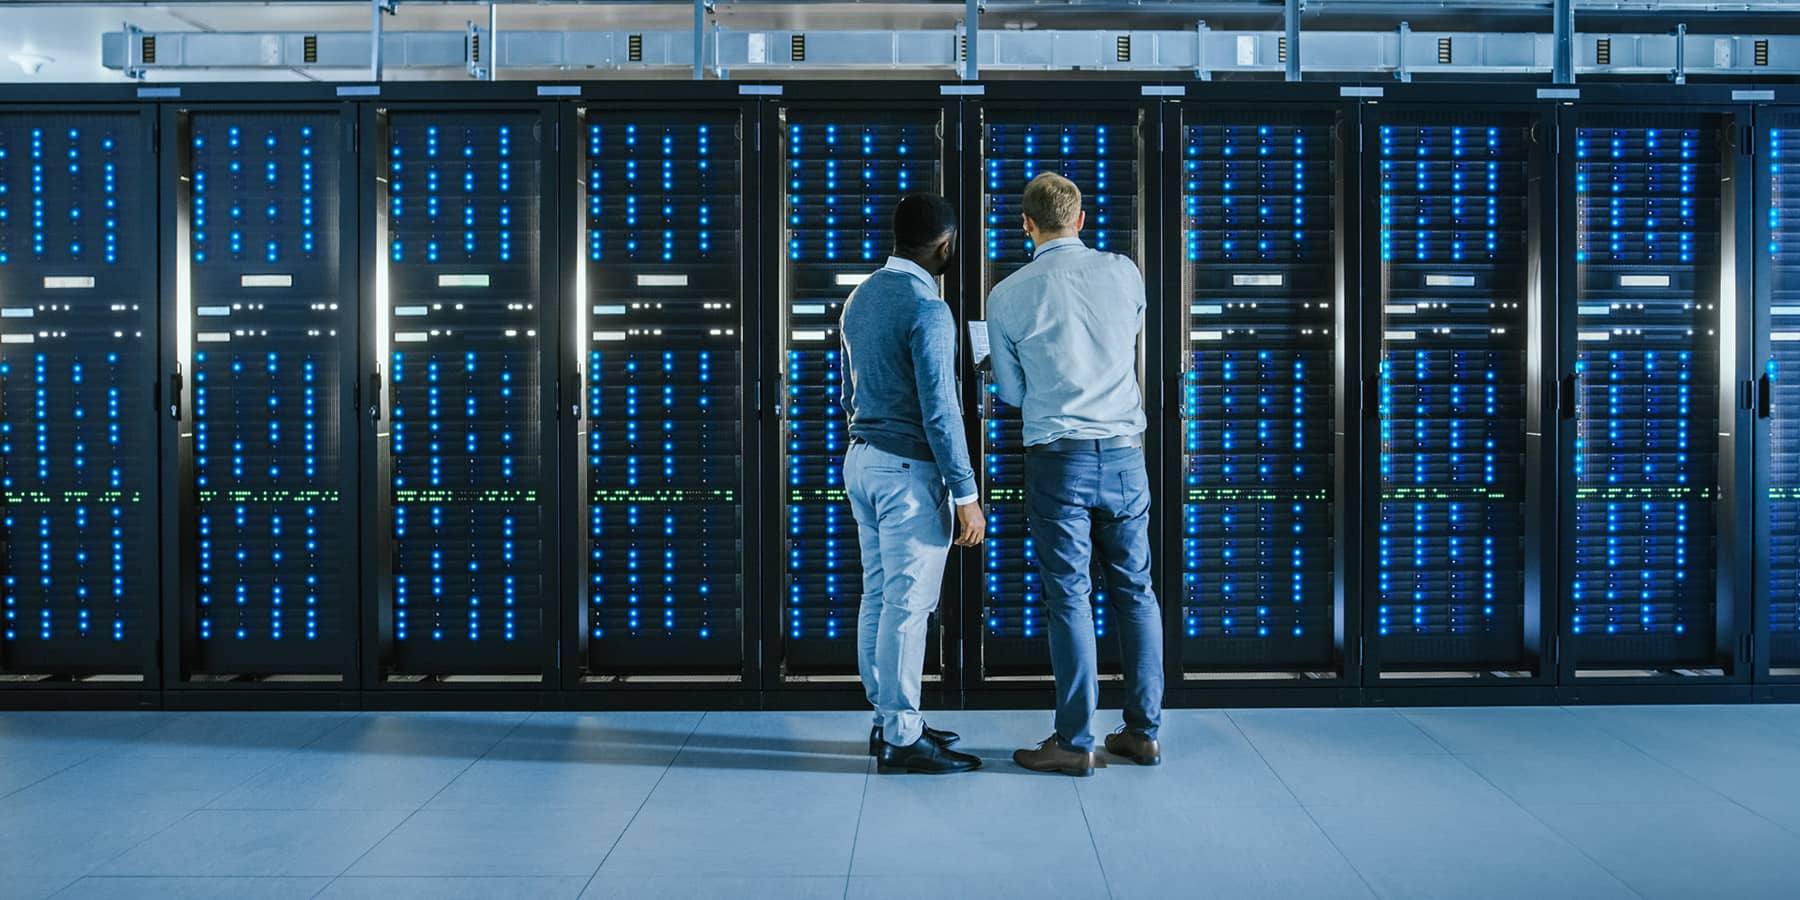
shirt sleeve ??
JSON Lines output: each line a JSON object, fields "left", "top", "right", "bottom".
{"left": 910, "top": 306, "right": 979, "bottom": 503}
{"left": 988, "top": 291, "right": 1027, "bottom": 409}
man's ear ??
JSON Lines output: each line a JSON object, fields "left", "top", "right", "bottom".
{"left": 1074, "top": 209, "right": 1087, "bottom": 232}
{"left": 1021, "top": 213, "right": 1035, "bottom": 234}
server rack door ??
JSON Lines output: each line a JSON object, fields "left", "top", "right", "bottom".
{"left": 1562, "top": 110, "right": 1746, "bottom": 678}
{"left": 577, "top": 106, "right": 748, "bottom": 678}
{"left": 171, "top": 107, "right": 360, "bottom": 682}
{"left": 0, "top": 109, "right": 160, "bottom": 680}
{"left": 1174, "top": 107, "right": 1343, "bottom": 678}
{"left": 370, "top": 107, "right": 558, "bottom": 680}
{"left": 773, "top": 106, "right": 949, "bottom": 679}
{"left": 1367, "top": 110, "right": 1546, "bottom": 677}
{"left": 974, "top": 106, "right": 1146, "bottom": 679}
{"left": 1759, "top": 110, "right": 1800, "bottom": 676}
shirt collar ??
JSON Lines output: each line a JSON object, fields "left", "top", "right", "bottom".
{"left": 1033, "top": 236, "right": 1085, "bottom": 258}
{"left": 881, "top": 256, "right": 940, "bottom": 297}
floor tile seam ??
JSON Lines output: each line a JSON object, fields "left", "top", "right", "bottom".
{"left": 841, "top": 751, "right": 872, "bottom": 899}
{"left": 0, "top": 752, "right": 93, "bottom": 803}
{"left": 74, "top": 807, "right": 203, "bottom": 882}
{"left": 578, "top": 707, "right": 706, "bottom": 898}
{"left": 1069, "top": 773, "right": 1117, "bottom": 900}
{"left": 1219, "top": 712, "right": 1382, "bottom": 900}
{"left": 1386, "top": 709, "right": 1459, "bottom": 754}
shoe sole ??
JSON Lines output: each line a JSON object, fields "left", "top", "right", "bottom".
{"left": 876, "top": 763, "right": 982, "bottom": 775}
{"left": 1014, "top": 758, "right": 1105, "bottom": 777}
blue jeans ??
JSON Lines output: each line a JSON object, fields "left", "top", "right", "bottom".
{"left": 844, "top": 441, "right": 952, "bottom": 747}
{"left": 1024, "top": 444, "right": 1164, "bottom": 752}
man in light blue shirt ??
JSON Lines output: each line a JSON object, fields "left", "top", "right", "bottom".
{"left": 988, "top": 172, "right": 1165, "bottom": 777}
{"left": 840, "top": 194, "right": 986, "bottom": 775}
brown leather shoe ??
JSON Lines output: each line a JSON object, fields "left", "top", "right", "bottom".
{"left": 1104, "top": 730, "right": 1162, "bottom": 766}
{"left": 1013, "top": 735, "right": 1106, "bottom": 777}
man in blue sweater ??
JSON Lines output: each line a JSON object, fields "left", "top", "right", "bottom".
{"left": 841, "top": 194, "right": 986, "bottom": 775}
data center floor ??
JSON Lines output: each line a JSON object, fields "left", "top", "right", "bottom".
{"left": 3, "top": 704, "right": 1800, "bottom": 899}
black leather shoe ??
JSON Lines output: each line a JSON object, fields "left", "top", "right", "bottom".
{"left": 877, "top": 735, "right": 982, "bottom": 774}
{"left": 869, "top": 724, "right": 962, "bottom": 756}
{"left": 1013, "top": 735, "right": 1106, "bottom": 777}
{"left": 1104, "top": 729, "right": 1163, "bottom": 766}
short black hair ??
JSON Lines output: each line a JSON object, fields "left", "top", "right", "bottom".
{"left": 892, "top": 193, "right": 957, "bottom": 255}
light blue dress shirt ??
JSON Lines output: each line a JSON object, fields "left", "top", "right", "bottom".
{"left": 986, "top": 237, "right": 1147, "bottom": 447}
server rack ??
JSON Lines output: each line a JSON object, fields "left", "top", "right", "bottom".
{"left": 1756, "top": 106, "right": 1800, "bottom": 684}
{"left": 1170, "top": 100, "right": 1353, "bottom": 687}
{"left": 966, "top": 95, "right": 1154, "bottom": 685}
{"left": 362, "top": 102, "right": 561, "bottom": 686}
{"left": 767, "top": 95, "right": 958, "bottom": 687}
{"left": 1361, "top": 102, "right": 1556, "bottom": 685}
{"left": 569, "top": 100, "right": 757, "bottom": 685}
{"left": 1557, "top": 105, "right": 1753, "bottom": 688}
{"left": 164, "top": 104, "right": 362, "bottom": 687}
{"left": 0, "top": 107, "right": 161, "bottom": 686}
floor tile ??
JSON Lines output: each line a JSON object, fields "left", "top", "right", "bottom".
{"left": 852, "top": 773, "right": 1096, "bottom": 877}
{"left": 1266, "top": 752, "right": 1515, "bottom": 809}
{"left": 1460, "top": 748, "right": 1722, "bottom": 808}
{"left": 209, "top": 753, "right": 475, "bottom": 811}
{"left": 584, "top": 875, "right": 847, "bottom": 900}
{"left": 846, "top": 870, "right": 1109, "bottom": 900}
{"left": 318, "top": 876, "right": 589, "bottom": 899}
{"left": 1675, "top": 763, "right": 1800, "bottom": 835}
{"left": 4, "top": 752, "right": 282, "bottom": 811}
{"left": 1, "top": 876, "right": 76, "bottom": 900}
{"left": 426, "top": 712, "right": 694, "bottom": 811}
{"left": 0, "top": 751, "right": 83, "bottom": 798}
{"left": 49, "top": 876, "right": 330, "bottom": 900}
{"left": 1227, "top": 708, "right": 1448, "bottom": 759}
{"left": 304, "top": 713, "right": 529, "bottom": 760}
{"left": 1310, "top": 804, "right": 1639, "bottom": 900}
{"left": 125, "top": 713, "right": 356, "bottom": 757}
{"left": 1531, "top": 802, "right": 1800, "bottom": 900}
{"left": 97, "top": 810, "right": 408, "bottom": 878}
{"left": 1573, "top": 705, "right": 1800, "bottom": 770}
{"left": 0, "top": 712, "right": 169, "bottom": 759}
{"left": 1400, "top": 707, "right": 1637, "bottom": 758}
{"left": 1090, "top": 805, "right": 1373, "bottom": 900}
{"left": 0, "top": 805, "right": 187, "bottom": 880}
{"left": 347, "top": 809, "right": 626, "bottom": 878}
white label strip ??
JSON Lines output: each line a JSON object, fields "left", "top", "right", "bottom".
{"left": 1385, "top": 330, "right": 1417, "bottom": 341}
{"left": 394, "top": 306, "right": 429, "bottom": 317}
{"left": 1190, "top": 330, "right": 1224, "bottom": 342}
{"left": 1775, "top": 306, "right": 1800, "bottom": 317}
{"left": 196, "top": 332, "right": 232, "bottom": 343}
{"left": 793, "top": 304, "right": 827, "bottom": 316}
{"left": 1425, "top": 274, "right": 1476, "bottom": 287}
{"left": 1774, "top": 332, "right": 1800, "bottom": 342}
{"left": 1193, "top": 304, "right": 1223, "bottom": 316}
{"left": 835, "top": 273, "right": 871, "bottom": 287}
{"left": 536, "top": 85, "right": 581, "bottom": 97}
{"left": 1340, "top": 86, "right": 1384, "bottom": 98}
{"left": 1385, "top": 304, "right": 1417, "bottom": 315}
{"left": 592, "top": 305, "right": 627, "bottom": 316}
{"left": 1233, "top": 273, "right": 1284, "bottom": 287}
{"left": 43, "top": 276, "right": 95, "bottom": 289}
{"left": 792, "top": 329, "right": 828, "bottom": 342}
{"left": 241, "top": 274, "right": 293, "bottom": 288}
{"left": 940, "top": 84, "right": 986, "bottom": 96}
{"left": 1579, "top": 305, "right": 1610, "bottom": 316}
{"left": 737, "top": 84, "right": 783, "bottom": 96}
{"left": 1, "top": 308, "right": 33, "bottom": 318}
{"left": 1734, "top": 89, "right": 1776, "bottom": 101}
{"left": 196, "top": 306, "right": 232, "bottom": 317}
{"left": 1538, "top": 88, "right": 1580, "bottom": 100}
{"left": 1620, "top": 274, "right": 1672, "bottom": 288}
{"left": 1141, "top": 85, "right": 1185, "bottom": 97}
{"left": 437, "top": 274, "right": 491, "bottom": 288}
{"left": 593, "top": 331, "right": 627, "bottom": 342}
{"left": 1, "top": 334, "right": 33, "bottom": 344}
{"left": 335, "top": 85, "right": 380, "bottom": 97}
{"left": 394, "top": 332, "right": 429, "bottom": 343}
{"left": 637, "top": 274, "right": 690, "bottom": 287}
{"left": 1578, "top": 330, "right": 1612, "bottom": 342}
{"left": 137, "top": 87, "right": 180, "bottom": 99}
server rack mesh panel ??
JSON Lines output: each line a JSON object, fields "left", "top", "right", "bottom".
{"left": 1572, "top": 116, "right": 1722, "bottom": 666}
{"left": 979, "top": 111, "right": 1140, "bottom": 675}
{"left": 779, "top": 110, "right": 942, "bottom": 675}
{"left": 1767, "top": 121, "right": 1800, "bottom": 668}
{"left": 1179, "top": 113, "right": 1336, "bottom": 672}
{"left": 0, "top": 112, "right": 156, "bottom": 675}
{"left": 383, "top": 112, "right": 547, "bottom": 674}
{"left": 583, "top": 111, "right": 743, "bottom": 675}
{"left": 1375, "top": 116, "right": 1532, "bottom": 669}
{"left": 183, "top": 112, "right": 353, "bottom": 675}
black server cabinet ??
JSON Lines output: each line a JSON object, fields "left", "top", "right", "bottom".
{"left": 1757, "top": 109, "right": 1800, "bottom": 680}
{"left": 166, "top": 106, "right": 361, "bottom": 684}
{"left": 572, "top": 104, "right": 753, "bottom": 681}
{"left": 770, "top": 102, "right": 952, "bottom": 681}
{"left": 0, "top": 109, "right": 160, "bottom": 682}
{"left": 1558, "top": 108, "right": 1751, "bottom": 683}
{"left": 1171, "top": 104, "right": 1349, "bottom": 682}
{"left": 1363, "top": 107, "right": 1555, "bottom": 681}
{"left": 364, "top": 105, "right": 560, "bottom": 683}
{"left": 971, "top": 102, "right": 1149, "bottom": 680}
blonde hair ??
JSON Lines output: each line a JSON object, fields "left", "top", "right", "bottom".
{"left": 1021, "top": 172, "right": 1082, "bottom": 233}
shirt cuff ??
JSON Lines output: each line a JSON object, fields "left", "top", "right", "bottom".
{"left": 952, "top": 493, "right": 979, "bottom": 507}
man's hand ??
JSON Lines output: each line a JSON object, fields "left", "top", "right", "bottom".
{"left": 954, "top": 501, "right": 987, "bottom": 547}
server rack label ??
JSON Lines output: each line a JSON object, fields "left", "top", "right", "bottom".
{"left": 1571, "top": 118, "right": 1722, "bottom": 667}
{"left": 582, "top": 111, "right": 744, "bottom": 675}
{"left": 0, "top": 113, "right": 157, "bottom": 675}
{"left": 1375, "top": 117, "right": 1532, "bottom": 670}
{"left": 979, "top": 112, "right": 1141, "bottom": 675}
{"left": 1179, "top": 116, "right": 1336, "bottom": 672}
{"left": 382, "top": 112, "right": 547, "bottom": 674}
{"left": 183, "top": 112, "right": 354, "bottom": 675}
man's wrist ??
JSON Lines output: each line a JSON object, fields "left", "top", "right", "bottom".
{"left": 953, "top": 494, "right": 979, "bottom": 507}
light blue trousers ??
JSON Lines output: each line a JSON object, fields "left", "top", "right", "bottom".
{"left": 844, "top": 441, "right": 952, "bottom": 748}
